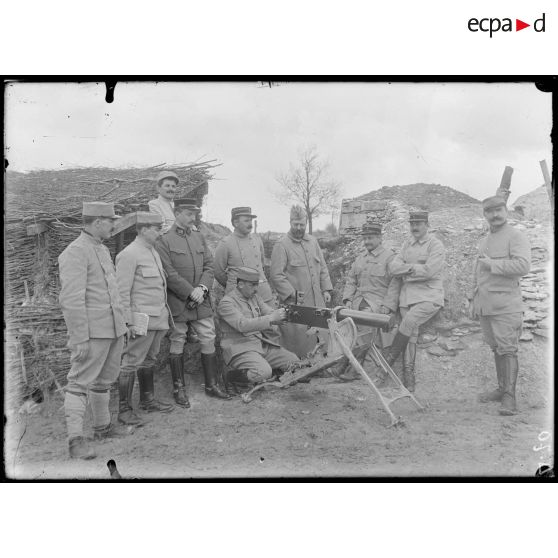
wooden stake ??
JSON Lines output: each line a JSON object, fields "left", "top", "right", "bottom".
{"left": 540, "top": 159, "right": 554, "bottom": 227}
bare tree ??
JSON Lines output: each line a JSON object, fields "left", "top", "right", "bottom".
{"left": 273, "top": 146, "right": 342, "bottom": 234}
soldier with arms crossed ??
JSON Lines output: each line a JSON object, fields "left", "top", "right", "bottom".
{"left": 387, "top": 211, "right": 445, "bottom": 391}
{"left": 58, "top": 202, "right": 129, "bottom": 460}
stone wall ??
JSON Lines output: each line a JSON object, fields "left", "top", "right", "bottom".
{"left": 339, "top": 199, "right": 402, "bottom": 236}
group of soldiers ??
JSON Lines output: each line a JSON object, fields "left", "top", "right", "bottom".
{"left": 58, "top": 170, "right": 531, "bottom": 460}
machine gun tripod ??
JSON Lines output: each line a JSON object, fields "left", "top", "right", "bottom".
{"left": 241, "top": 304, "right": 424, "bottom": 427}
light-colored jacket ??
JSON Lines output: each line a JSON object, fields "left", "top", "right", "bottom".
{"left": 115, "top": 237, "right": 170, "bottom": 330}
{"left": 343, "top": 245, "right": 401, "bottom": 312}
{"left": 389, "top": 233, "right": 445, "bottom": 307}
{"left": 214, "top": 231, "right": 273, "bottom": 302}
{"left": 58, "top": 231, "right": 127, "bottom": 345}
{"left": 148, "top": 196, "right": 175, "bottom": 234}
{"left": 270, "top": 232, "right": 333, "bottom": 306}
{"left": 155, "top": 224, "right": 214, "bottom": 322}
{"left": 472, "top": 223, "right": 531, "bottom": 316}
{"left": 217, "top": 288, "right": 281, "bottom": 364}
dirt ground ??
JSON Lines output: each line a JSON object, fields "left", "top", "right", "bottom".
{"left": 5, "top": 334, "right": 552, "bottom": 479}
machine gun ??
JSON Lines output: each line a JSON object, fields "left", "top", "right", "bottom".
{"left": 241, "top": 295, "right": 424, "bottom": 427}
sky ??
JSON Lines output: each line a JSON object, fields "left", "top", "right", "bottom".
{"left": 4, "top": 81, "right": 553, "bottom": 231}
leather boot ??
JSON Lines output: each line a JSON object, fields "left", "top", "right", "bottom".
{"left": 224, "top": 368, "right": 240, "bottom": 397}
{"left": 93, "top": 423, "right": 135, "bottom": 441}
{"left": 479, "top": 353, "right": 504, "bottom": 402}
{"left": 137, "top": 367, "right": 174, "bottom": 413}
{"left": 69, "top": 436, "right": 96, "bottom": 460}
{"left": 402, "top": 342, "right": 417, "bottom": 392}
{"left": 201, "top": 353, "right": 231, "bottom": 399}
{"left": 118, "top": 372, "right": 145, "bottom": 426}
{"left": 228, "top": 369, "right": 253, "bottom": 393}
{"left": 385, "top": 331, "right": 410, "bottom": 367}
{"left": 169, "top": 354, "right": 190, "bottom": 408}
{"left": 499, "top": 354, "right": 518, "bottom": 416}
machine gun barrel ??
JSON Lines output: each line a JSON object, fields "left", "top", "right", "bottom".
{"left": 336, "top": 308, "right": 391, "bottom": 330}
{"left": 282, "top": 304, "right": 392, "bottom": 330}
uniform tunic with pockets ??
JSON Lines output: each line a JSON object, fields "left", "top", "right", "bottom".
{"left": 155, "top": 223, "right": 216, "bottom": 354}
{"left": 270, "top": 232, "right": 333, "bottom": 358}
{"left": 58, "top": 231, "right": 127, "bottom": 394}
{"left": 343, "top": 244, "right": 401, "bottom": 349}
{"left": 389, "top": 233, "right": 445, "bottom": 342}
{"left": 472, "top": 222, "right": 531, "bottom": 355}
{"left": 343, "top": 245, "right": 400, "bottom": 313}
{"left": 218, "top": 288, "right": 299, "bottom": 382}
{"left": 214, "top": 231, "right": 273, "bottom": 303}
{"left": 116, "top": 236, "right": 171, "bottom": 375}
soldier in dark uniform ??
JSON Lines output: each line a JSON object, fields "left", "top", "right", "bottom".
{"left": 156, "top": 198, "right": 231, "bottom": 403}
{"left": 468, "top": 196, "right": 531, "bottom": 415}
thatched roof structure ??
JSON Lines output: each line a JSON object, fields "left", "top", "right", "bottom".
{"left": 4, "top": 161, "right": 220, "bottom": 410}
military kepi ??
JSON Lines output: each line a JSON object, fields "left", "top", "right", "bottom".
{"left": 231, "top": 207, "right": 257, "bottom": 219}
{"left": 82, "top": 201, "right": 120, "bottom": 219}
{"left": 361, "top": 222, "right": 382, "bottom": 235}
{"left": 136, "top": 212, "right": 163, "bottom": 225}
{"left": 174, "top": 198, "right": 201, "bottom": 211}
{"left": 236, "top": 267, "right": 260, "bottom": 283}
{"left": 409, "top": 211, "right": 429, "bottom": 222}
{"left": 482, "top": 196, "right": 507, "bottom": 211}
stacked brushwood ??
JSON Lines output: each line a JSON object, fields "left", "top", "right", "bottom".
{"left": 5, "top": 161, "right": 219, "bottom": 412}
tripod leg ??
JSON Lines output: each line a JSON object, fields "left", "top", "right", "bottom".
{"left": 334, "top": 331, "right": 401, "bottom": 426}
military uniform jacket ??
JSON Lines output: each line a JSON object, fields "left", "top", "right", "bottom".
{"left": 213, "top": 231, "right": 273, "bottom": 301}
{"left": 58, "top": 231, "right": 127, "bottom": 345}
{"left": 270, "top": 232, "right": 333, "bottom": 306}
{"left": 217, "top": 289, "right": 281, "bottom": 364}
{"left": 155, "top": 224, "right": 214, "bottom": 322}
{"left": 342, "top": 245, "right": 401, "bottom": 312}
{"left": 115, "top": 237, "right": 170, "bottom": 330}
{"left": 389, "top": 233, "right": 445, "bottom": 307}
{"left": 472, "top": 223, "right": 531, "bottom": 316}
{"left": 148, "top": 196, "right": 175, "bottom": 234}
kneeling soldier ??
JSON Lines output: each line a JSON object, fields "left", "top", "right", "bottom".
{"left": 116, "top": 212, "right": 174, "bottom": 424}
{"left": 58, "top": 202, "right": 129, "bottom": 460}
{"left": 218, "top": 267, "right": 299, "bottom": 387}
